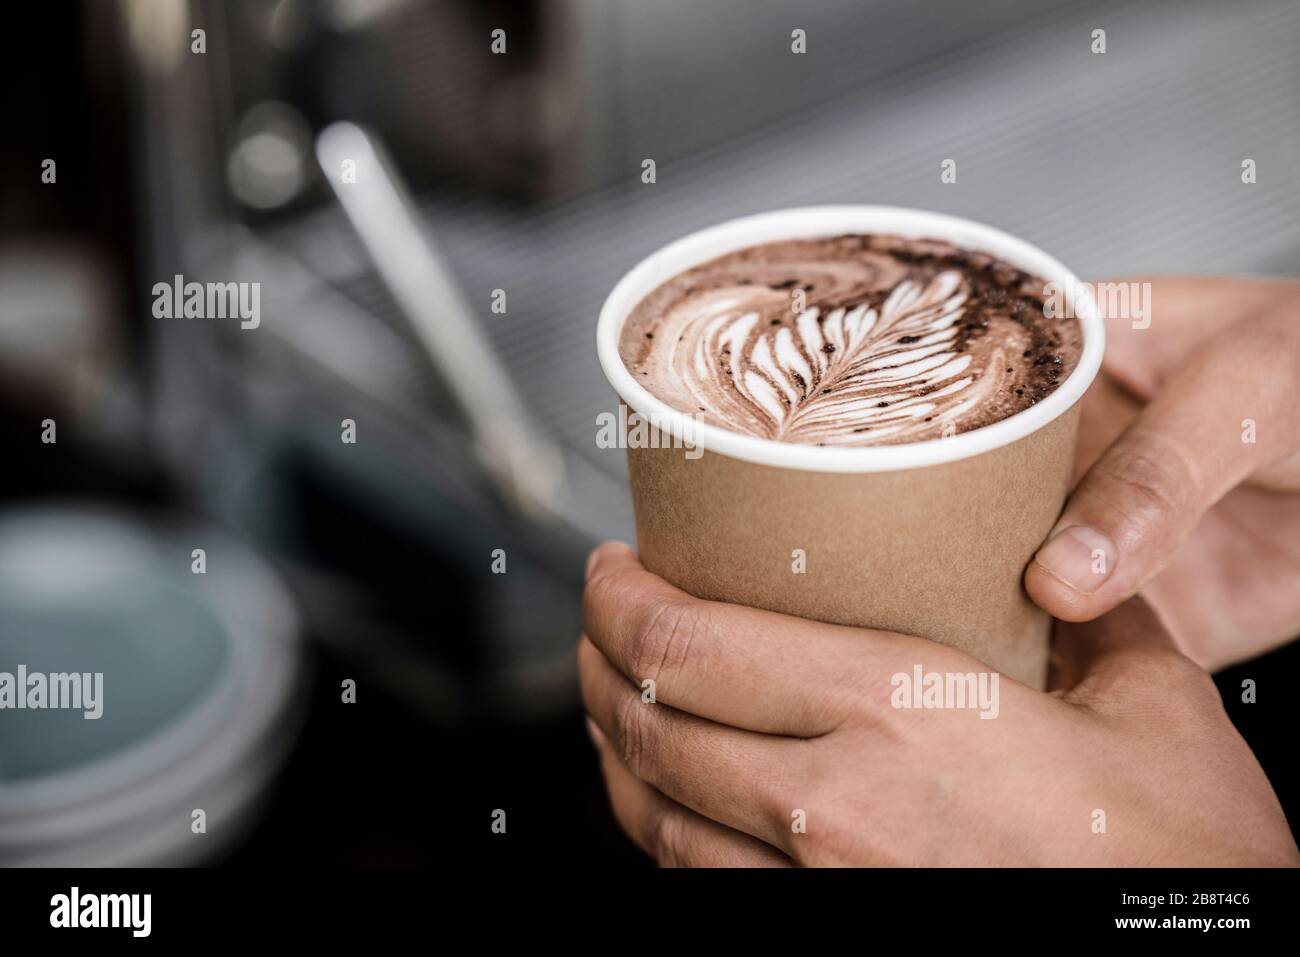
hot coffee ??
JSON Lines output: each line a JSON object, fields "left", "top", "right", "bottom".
{"left": 619, "top": 234, "right": 1082, "bottom": 447}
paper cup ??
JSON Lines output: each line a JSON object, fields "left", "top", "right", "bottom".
{"left": 597, "top": 206, "right": 1103, "bottom": 688}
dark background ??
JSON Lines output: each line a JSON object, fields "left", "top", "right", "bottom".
{"left": 0, "top": 0, "right": 1296, "bottom": 866}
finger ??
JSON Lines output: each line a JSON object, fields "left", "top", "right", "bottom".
{"left": 579, "top": 636, "right": 809, "bottom": 855}
{"left": 588, "top": 718, "right": 791, "bottom": 867}
{"left": 1099, "top": 276, "right": 1298, "bottom": 400}
{"left": 583, "top": 541, "right": 942, "bottom": 736}
{"left": 1070, "top": 365, "right": 1143, "bottom": 485}
{"left": 1026, "top": 304, "right": 1300, "bottom": 622}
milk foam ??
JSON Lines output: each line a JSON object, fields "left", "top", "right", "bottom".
{"left": 619, "top": 235, "right": 1081, "bottom": 447}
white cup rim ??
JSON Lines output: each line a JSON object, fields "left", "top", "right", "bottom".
{"left": 597, "top": 205, "right": 1104, "bottom": 473}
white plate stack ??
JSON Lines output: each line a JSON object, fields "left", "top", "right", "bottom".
{"left": 0, "top": 506, "right": 304, "bottom": 866}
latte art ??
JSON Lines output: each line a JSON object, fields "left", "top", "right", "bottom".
{"left": 620, "top": 235, "right": 1082, "bottom": 447}
{"left": 648, "top": 270, "right": 979, "bottom": 445}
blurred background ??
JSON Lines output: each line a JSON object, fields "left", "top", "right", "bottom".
{"left": 0, "top": 0, "right": 1296, "bottom": 865}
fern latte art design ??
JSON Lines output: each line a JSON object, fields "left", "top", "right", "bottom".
{"left": 619, "top": 235, "right": 1083, "bottom": 447}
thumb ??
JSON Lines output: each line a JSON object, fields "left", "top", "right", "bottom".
{"left": 1026, "top": 309, "right": 1300, "bottom": 622}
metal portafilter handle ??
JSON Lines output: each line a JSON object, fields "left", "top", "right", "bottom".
{"left": 315, "top": 121, "right": 565, "bottom": 520}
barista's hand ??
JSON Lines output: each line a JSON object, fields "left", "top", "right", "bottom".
{"left": 580, "top": 542, "right": 1298, "bottom": 867}
{"left": 1026, "top": 277, "right": 1300, "bottom": 670}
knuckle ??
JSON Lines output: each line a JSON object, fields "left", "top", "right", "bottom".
{"left": 629, "top": 596, "right": 702, "bottom": 683}
{"left": 837, "top": 643, "right": 967, "bottom": 743}
{"left": 789, "top": 796, "right": 855, "bottom": 867}
{"left": 1121, "top": 648, "right": 1221, "bottom": 717}
{"left": 1141, "top": 647, "right": 1202, "bottom": 681}
{"left": 582, "top": 564, "right": 636, "bottom": 630}
{"left": 1093, "top": 434, "right": 1199, "bottom": 526}
{"left": 760, "top": 780, "right": 800, "bottom": 843}
{"left": 781, "top": 749, "right": 848, "bottom": 865}
{"left": 834, "top": 667, "right": 903, "bottom": 739}
{"left": 650, "top": 809, "right": 690, "bottom": 867}
{"left": 614, "top": 685, "right": 652, "bottom": 778}
{"left": 1157, "top": 651, "right": 1218, "bottom": 697}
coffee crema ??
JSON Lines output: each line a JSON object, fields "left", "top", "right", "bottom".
{"left": 619, "top": 234, "right": 1083, "bottom": 447}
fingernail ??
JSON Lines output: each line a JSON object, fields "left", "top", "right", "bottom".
{"left": 585, "top": 716, "right": 605, "bottom": 749}
{"left": 585, "top": 549, "right": 601, "bottom": 581}
{"left": 1034, "top": 525, "right": 1115, "bottom": 594}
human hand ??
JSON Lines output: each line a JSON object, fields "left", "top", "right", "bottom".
{"left": 579, "top": 542, "right": 1298, "bottom": 866}
{"left": 1026, "top": 277, "right": 1300, "bottom": 670}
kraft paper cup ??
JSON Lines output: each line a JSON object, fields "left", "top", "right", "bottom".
{"left": 597, "top": 206, "right": 1104, "bottom": 688}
